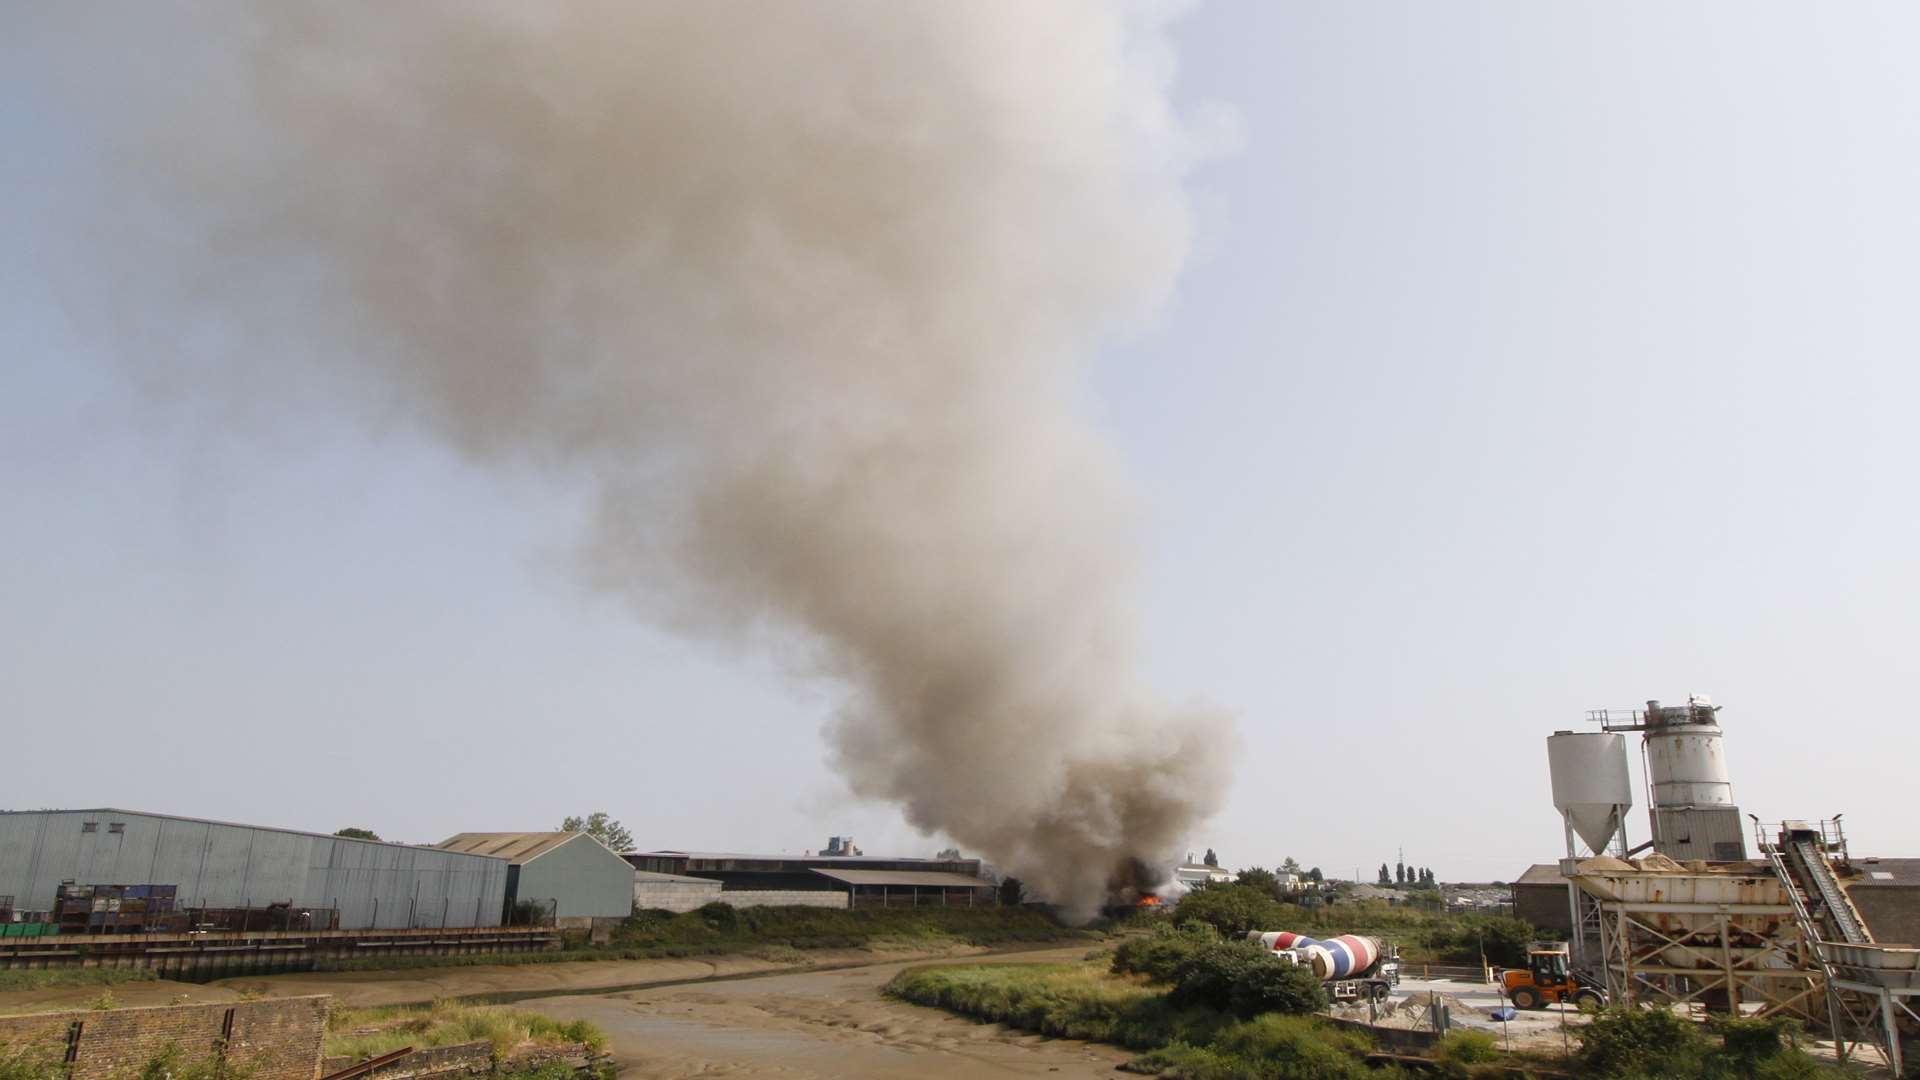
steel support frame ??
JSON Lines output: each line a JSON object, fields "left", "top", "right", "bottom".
{"left": 1826, "top": 978, "right": 1920, "bottom": 1074}
{"left": 1590, "top": 901, "right": 1826, "bottom": 1028}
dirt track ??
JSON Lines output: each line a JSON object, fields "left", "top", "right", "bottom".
{"left": 209, "top": 943, "right": 1021, "bottom": 1008}
{"left": 199, "top": 943, "right": 1125, "bottom": 1077}
{"left": 0, "top": 945, "right": 1122, "bottom": 1076}
{"left": 513, "top": 947, "right": 1129, "bottom": 1079}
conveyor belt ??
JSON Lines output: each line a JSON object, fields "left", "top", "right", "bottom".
{"left": 1790, "top": 839, "right": 1871, "bottom": 945}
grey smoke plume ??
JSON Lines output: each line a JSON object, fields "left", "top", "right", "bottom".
{"left": 19, "top": 2, "right": 1232, "bottom": 913}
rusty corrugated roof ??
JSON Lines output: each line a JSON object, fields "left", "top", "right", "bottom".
{"left": 810, "top": 868, "right": 996, "bottom": 888}
{"left": 437, "top": 832, "right": 592, "bottom": 864}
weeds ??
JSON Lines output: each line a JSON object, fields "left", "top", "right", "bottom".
{"left": 886, "top": 962, "right": 1379, "bottom": 1079}
{"left": 0, "top": 1044, "right": 63, "bottom": 1080}
{"left": 0, "top": 969, "right": 158, "bottom": 993}
{"left": 325, "top": 1001, "right": 606, "bottom": 1063}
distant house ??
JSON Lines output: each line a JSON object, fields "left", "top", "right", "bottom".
{"left": 1173, "top": 862, "right": 1233, "bottom": 889}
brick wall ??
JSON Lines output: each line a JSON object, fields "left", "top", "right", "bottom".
{"left": 316, "top": 1042, "right": 596, "bottom": 1080}
{"left": 0, "top": 996, "right": 328, "bottom": 1080}
{"left": 319, "top": 1040, "right": 494, "bottom": 1080}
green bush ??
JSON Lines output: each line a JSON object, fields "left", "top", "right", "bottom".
{"left": 1704, "top": 1015, "right": 1848, "bottom": 1080}
{"left": 693, "top": 902, "right": 739, "bottom": 931}
{"left": 1172, "top": 885, "right": 1290, "bottom": 938}
{"left": 1224, "top": 958, "right": 1326, "bottom": 1018}
{"left": 1575, "top": 1006, "right": 1712, "bottom": 1078}
{"left": 889, "top": 962, "right": 1374, "bottom": 1079}
{"left": 1573, "top": 1006, "right": 1851, "bottom": 1079}
{"left": 1126, "top": 1014, "right": 1378, "bottom": 1080}
{"left": 1435, "top": 1028, "right": 1499, "bottom": 1074}
{"left": 1111, "top": 922, "right": 1217, "bottom": 983}
{"left": 1165, "top": 939, "right": 1325, "bottom": 1018}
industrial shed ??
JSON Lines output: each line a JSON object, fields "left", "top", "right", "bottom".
{"left": 438, "top": 832, "right": 634, "bottom": 924}
{"left": 812, "top": 868, "right": 998, "bottom": 908}
{"left": 0, "top": 809, "right": 508, "bottom": 929}
{"left": 1512, "top": 863, "right": 1573, "bottom": 935}
{"left": 627, "top": 851, "right": 997, "bottom": 909}
{"left": 1841, "top": 858, "right": 1920, "bottom": 945}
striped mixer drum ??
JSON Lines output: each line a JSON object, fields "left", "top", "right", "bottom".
{"left": 1305, "top": 935, "right": 1382, "bottom": 980}
{"left": 1251, "top": 930, "right": 1318, "bottom": 951}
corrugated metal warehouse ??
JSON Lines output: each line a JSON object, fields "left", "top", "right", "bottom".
{"left": 0, "top": 809, "right": 508, "bottom": 930}
{"left": 437, "top": 832, "right": 635, "bottom": 924}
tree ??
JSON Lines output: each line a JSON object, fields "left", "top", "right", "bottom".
{"left": 333, "top": 827, "right": 381, "bottom": 841}
{"left": 559, "top": 811, "right": 634, "bottom": 852}
{"left": 1279, "top": 856, "right": 1302, "bottom": 876}
{"left": 1377, "top": 863, "right": 1392, "bottom": 886}
{"left": 1395, "top": 862, "right": 1406, "bottom": 885}
{"left": 935, "top": 847, "right": 962, "bottom": 860}
{"left": 1171, "top": 884, "right": 1287, "bottom": 938}
{"left": 1236, "top": 866, "right": 1282, "bottom": 899}
{"left": 998, "top": 877, "right": 1028, "bottom": 906}
{"left": 1203, "top": 848, "right": 1219, "bottom": 867}
{"left": 1306, "top": 867, "right": 1324, "bottom": 883}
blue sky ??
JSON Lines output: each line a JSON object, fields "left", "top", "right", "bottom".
{"left": 4, "top": 3, "right": 1917, "bottom": 881}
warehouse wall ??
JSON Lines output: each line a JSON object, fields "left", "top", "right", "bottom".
{"left": 1512, "top": 884, "right": 1574, "bottom": 935}
{"left": 514, "top": 835, "right": 634, "bottom": 920}
{"left": 0, "top": 811, "right": 507, "bottom": 929}
{"left": 1851, "top": 887, "right": 1920, "bottom": 947}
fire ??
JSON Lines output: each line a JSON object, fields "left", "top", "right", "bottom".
{"left": 1135, "top": 894, "right": 1163, "bottom": 908}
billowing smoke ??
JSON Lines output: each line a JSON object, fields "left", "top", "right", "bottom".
{"left": 18, "top": 2, "right": 1232, "bottom": 914}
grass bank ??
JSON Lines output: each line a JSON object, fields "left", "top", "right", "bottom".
{"left": 0, "top": 968, "right": 159, "bottom": 993}
{"left": 890, "top": 957, "right": 1852, "bottom": 1080}
{"left": 326, "top": 1000, "right": 607, "bottom": 1063}
{"left": 885, "top": 963, "right": 1391, "bottom": 1079}
{"left": 312, "top": 904, "right": 1087, "bottom": 973}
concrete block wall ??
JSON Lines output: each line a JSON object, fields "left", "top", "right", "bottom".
{"left": 720, "top": 890, "right": 849, "bottom": 910}
{"left": 0, "top": 996, "right": 328, "bottom": 1080}
{"left": 632, "top": 880, "right": 723, "bottom": 913}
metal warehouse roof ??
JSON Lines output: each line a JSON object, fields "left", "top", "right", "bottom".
{"left": 4, "top": 808, "right": 504, "bottom": 858}
{"left": 438, "top": 832, "right": 607, "bottom": 863}
{"left": 633, "top": 870, "right": 721, "bottom": 885}
{"left": 811, "top": 868, "right": 997, "bottom": 889}
{"left": 638, "top": 850, "right": 973, "bottom": 864}
{"left": 1515, "top": 863, "right": 1564, "bottom": 886}
{"left": 1850, "top": 860, "right": 1920, "bottom": 887}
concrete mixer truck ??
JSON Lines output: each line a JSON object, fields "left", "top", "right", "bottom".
{"left": 1248, "top": 931, "right": 1402, "bottom": 1003}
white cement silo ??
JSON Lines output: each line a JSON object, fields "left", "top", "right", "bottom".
{"left": 1547, "top": 730, "right": 1633, "bottom": 856}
